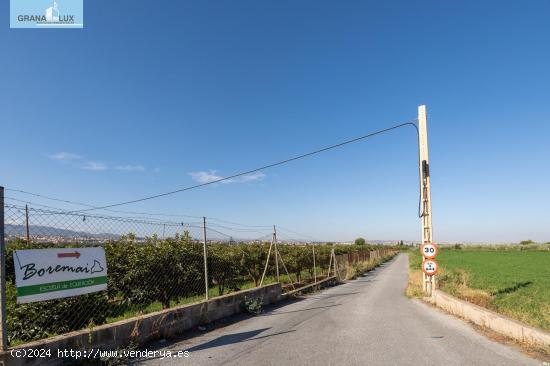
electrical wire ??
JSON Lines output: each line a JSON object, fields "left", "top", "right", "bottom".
{"left": 60, "top": 120, "right": 419, "bottom": 213}
{"left": 6, "top": 119, "right": 423, "bottom": 219}
{"left": 276, "top": 226, "right": 318, "bottom": 242}
{"left": 6, "top": 189, "right": 273, "bottom": 227}
{"left": 206, "top": 217, "right": 272, "bottom": 228}
{"left": 4, "top": 188, "right": 205, "bottom": 219}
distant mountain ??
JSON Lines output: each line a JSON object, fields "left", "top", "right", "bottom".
{"left": 4, "top": 224, "right": 119, "bottom": 239}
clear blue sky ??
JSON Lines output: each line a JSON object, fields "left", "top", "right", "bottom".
{"left": 2, "top": 1, "right": 549, "bottom": 243}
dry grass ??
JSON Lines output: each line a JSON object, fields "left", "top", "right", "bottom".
{"left": 406, "top": 269, "right": 424, "bottom": 298}
{"left": 345, "top": 253, "right": 397, "bottom": 280}
{"left": 406, "top": 258, "right": 493, "bottom": 308}
{"left": 457, "top": 285, "right": 492, "bottom": 308}
{"left": 436, "top": 268, "right": 493, "bottom": 308}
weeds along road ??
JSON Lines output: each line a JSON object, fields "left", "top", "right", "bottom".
{"left": 137, "top": 253, "right": 539, "bottom": 366}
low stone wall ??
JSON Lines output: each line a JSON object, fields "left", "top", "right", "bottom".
{"left": 282, "top": 276, "right": 337, "bottom": 297}
{"left": 428, "top": 289, "right": 550, "bottom": 348}
{"left": 1, "top": 283, "right": 282, "bottom": 366}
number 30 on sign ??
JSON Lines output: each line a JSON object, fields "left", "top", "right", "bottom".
{"left": 422, "top": 259, "right": 438, "bottom": 276}
{"left": 420, "top": 243, "right": 438, "bottom": 259}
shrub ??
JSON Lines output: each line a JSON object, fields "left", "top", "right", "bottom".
{"left": 208, "top": 244, "right": 241, "bottom": 295}
{"left": 238, "top": 243, "right": 270, "bottom": 286}
{"left": 354, "top": 238, "right": 366, "bottom": 246}
{"left": 242, "top": 295, "right": 263, "bottom": 315}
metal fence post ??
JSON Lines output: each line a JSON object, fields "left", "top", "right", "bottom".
{"left": 312, "top": 244, "right": 317, "bottom": 284}
{"left": 274, "top": 225, "right": 280, "bottom": 282}
{"left": 25, "top": 204, "right": 31, "bottom": 245}
{"left": 202, "top": 217, "right": 209, "bottom": 300}
{"left": 0, "top": 187, "right": 7, "bottom": 350}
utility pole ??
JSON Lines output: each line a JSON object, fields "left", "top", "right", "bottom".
{"left": 418, "top": 105, "right": 435, "bottom": 295}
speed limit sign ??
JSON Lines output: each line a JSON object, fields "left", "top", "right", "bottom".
{"left": 420, "top": 243, "right": 438, "bottom": 259}
{"left": 422, "top": 259, "right": 439, "bottom": 276}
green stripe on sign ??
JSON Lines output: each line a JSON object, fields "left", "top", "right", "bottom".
{"left": 17, "top": 276, "right": 108, "bottom": 297}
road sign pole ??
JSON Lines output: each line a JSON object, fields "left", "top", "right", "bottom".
{"left": 418, "top": 105, "right": 435, "bottom": 296}
{"left": 0, "top": 187, "right": 7, "bottom": 350}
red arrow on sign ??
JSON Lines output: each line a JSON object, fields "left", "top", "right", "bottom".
{"left": 57, "top": 251, "right": 81, "bottom": 259}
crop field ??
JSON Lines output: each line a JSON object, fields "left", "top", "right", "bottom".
{"left": 408, "top": 246, "right": 550, "bottom": 331}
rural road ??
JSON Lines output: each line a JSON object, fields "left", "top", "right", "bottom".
{"left": 137, "top": 253, "right": 540, "bottom": 366}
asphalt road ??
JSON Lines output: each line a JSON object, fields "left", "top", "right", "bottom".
{"left": 137, "top": 253, "right": 540, "bottom": 366}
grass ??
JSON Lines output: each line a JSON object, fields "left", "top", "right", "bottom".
{"left": 344, "top": 253, "right": 397, "bottom": 280}
{"left": 408, "top": 247, "right": 550, "bottom": 331}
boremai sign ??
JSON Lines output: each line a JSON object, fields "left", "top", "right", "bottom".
{"left": 10, "top": 0, "right": 83, "bottom": 28}
{"left": 13, "top": 248, "right": 107, "bottom": 303}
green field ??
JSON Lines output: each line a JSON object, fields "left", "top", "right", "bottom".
{"left": 409, "top": 248, "right": 550, "bottom": 330}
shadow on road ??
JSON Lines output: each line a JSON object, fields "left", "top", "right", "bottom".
{"left": 186, "top": 328, "right": 296, "bottom": 352}
{"left": 261, "top": 303, "right": 342, "bottom": 316}
{"left": 308, "top": 291, "right": 360, "bottom": 300}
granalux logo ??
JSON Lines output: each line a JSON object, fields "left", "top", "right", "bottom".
{"left": 10, "top": 0, "right": 83, "bottom": 28}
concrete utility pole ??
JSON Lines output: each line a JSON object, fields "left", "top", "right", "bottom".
{"left": 418, "top": 105, "right": 435, "bottom": 295}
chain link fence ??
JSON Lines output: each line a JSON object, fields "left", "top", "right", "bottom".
{"left": 1, "top": 201, "right": 395, "bottom": 348}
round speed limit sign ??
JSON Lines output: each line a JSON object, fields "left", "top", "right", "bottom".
{"left": 420, "top": 243, "right": 439, "bottom": 259}
{"left": 422, "top": 259, "right": 439, "bottom": 276}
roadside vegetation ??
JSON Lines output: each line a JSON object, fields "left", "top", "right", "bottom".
{"left": 407, "top": 243, "right": 550, "bottom": 331}
{"left": 5, "top": 235, "right": 393, "bottom": 345}
{"left": 343, "top": 252, "right": 396, "bottom": 280}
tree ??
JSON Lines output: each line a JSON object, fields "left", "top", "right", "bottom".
{"left": 238, "top": 243, "right": 270, "bottom": 286}
{"left": 209, "top": 244, "right": 241, "bottom": 295}
{"left": 106, "top": 235, "right": 204, "bottom": 309}
{"left": 354, "top": 238, "right": 366, "bottom": 246}
{"left": 279, "top": 246, "right": 312, "bottom": 283}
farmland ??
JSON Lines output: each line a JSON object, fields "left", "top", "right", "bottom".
{"left": 408, "top": 245, "right": 550, "bottom": 331}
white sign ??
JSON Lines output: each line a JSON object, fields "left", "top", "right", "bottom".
{"left": 422, "top": 259, "right": 438, "bottom": 276}
{"left": 420, "top": 243, "right": 439, "bottom": 259}
{"left": 13, "top": 248, "right": 108, "bottom": 304}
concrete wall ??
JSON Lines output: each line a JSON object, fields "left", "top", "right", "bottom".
{"left": 429, "top": 290, "right": 550, "bottom": 348}
{"left": 283, "top": 276, "right": 337, "bottom": 298}
{"left": 1, "top": 283, "right": 282, "bottom": 366}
